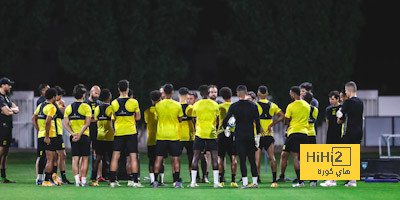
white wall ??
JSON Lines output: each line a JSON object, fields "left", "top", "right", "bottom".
{"left": 378, "top": 96, "right": 400, "bottom": 116}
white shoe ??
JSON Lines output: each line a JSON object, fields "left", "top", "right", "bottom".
{"left": 292, "top": 182, "right": 305, "bottom": 187}
{"left": 110, "top": 182, "right": 117, "bottom": 188}
{"left": 213, "top": 182, "right": 223, "bottom": 188}
{"left": 133, "top": 182, "right": 144, "bottom": 188}
{"left": 188, "top": 183, "right": 198, "bottom": 187}
{"left": 344, "top": 181, "right": 357, "bottom": 187}
{"left": 127, "top": 180, "right": 134, "bottom": 187}
{"left": 204, "top": 177, "right": 210, "bottom": 184}
{"left": 320, "top": 180, "right": 337, "bottom": 187}
{"left": 310, "top": 181, "right": 318, "bottom": 187}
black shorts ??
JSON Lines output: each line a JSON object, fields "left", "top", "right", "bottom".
{"left": 45, "top": 137, "right": 58, "bottom": 152}
{"left": 0, "top": 123, "right": 12, "bottom": 147}
{"left": 193, "top": 136, "right": 218, "bottom": 151}
{"left": 235, "top": 139, "right": 257, "bottom": 156}
{"left": 218, "top": 134, "right": 236, "bottom": 157}
{"left": 89, "top": 123, "right": 98, "bottom": 148}
{"left": 326, "top": 131, "right": 342, "bottom": 144}
{"left": 259, "top": 136, "right": 275, "bottom": 151}
{"left": 37, "top": 137, "right": 46, "bottom": 157}
{"left": 70, "top": 135, "right": 90, "bottom": 157}
{"left": 147, "top": 145, "right": 156, "bottom": 159}
{"left": 95, "top": 140, "right": 114, "bottom": 156}
{"left": 341, "top": 132, "right": 362, "bottom": 144}
{"left": 156, "top": 140, "right": 181, "bottom": 157}
{"left": 282, "top": 133, "right": 309, "bottom": 153}
{"left": 113, "top": 134, "right": 138, "bottom": 154}
{"left": 54, "top": 135, "right": 65, "bottom": 151}
{"left": 308, "top": 136, "right": 317, "bottom": 144}
{"left": 180, "top": 141, "right": 194, "bottom": 156}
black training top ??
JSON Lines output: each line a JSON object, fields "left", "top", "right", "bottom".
{"left": 325, "top": 105, "right": 342, "bottom": 143}
{"left": 341, "top": 97, "right": 363, "bottom": 136}
{"left": 222, "top": 99, "right": 261, "bottom": 141}
{"left": 36, "top": 96, "right": 45, "bottom": 107}
{"left": 0, "top": 93, "right": 13, "bottom": 125}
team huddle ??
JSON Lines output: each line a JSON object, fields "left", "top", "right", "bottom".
{"left": 0, "top": 77, "right": 363, "bottom": 188}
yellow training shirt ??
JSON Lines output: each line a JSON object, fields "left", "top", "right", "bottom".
{"left": 307, "top": 106, "right": 319, "bottom": 137}
{"left": 144, "top": 106, "right": 157, "bottom": 146}
{"left": 155, "top": 99, "right": 183, "bottom": 141}
{"left": 94, "top": 104, "right": 114, "bottom": 141}
{"left": 192, "top": 99, "right": 220, "bottom": 139}
{"left": 285, "top": 100, "right": 310, "bottom": 136}
{"left": 257, "top": 99, "right": 282, "bottom": 137}
{"left": 34, "top": 102, "right": 57, "bottom": 138}
{"left": 64, "top": 101, "right": 92, "bottom": 136}
{"left": 179, "top": 103, "right": 194, "bottom": 141}
{"left": 111, "top": 97, "right": 140, "bottom": 136}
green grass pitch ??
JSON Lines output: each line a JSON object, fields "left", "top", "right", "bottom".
{"left": 0, "top": 151, "right": 399, "bottom": 200}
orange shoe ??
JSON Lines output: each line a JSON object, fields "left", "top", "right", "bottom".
{"left": 52, "top": 173, "right": 62, "bottom": 186}
{"left": 42, "top": 181, "right": 54, "bottom": 187}
{"left": 91, "top": 181, "right": 99, "bottom": 186}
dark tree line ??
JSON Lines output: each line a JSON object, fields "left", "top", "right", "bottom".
{"left": 0, "top": 0, "right": 363, "bottom": 120}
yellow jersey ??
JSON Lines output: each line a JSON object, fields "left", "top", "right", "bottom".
{"left": 64, "top": 101, "right": 92, "bottom": 136}
{"left": 192, "top": 99, "right": 220, "bottom": 139}
{"left": 257, "top": 99, "right": 282, "bottom": 137}
{"left": 155, "top": 99, "right": 183, "bottom": 141}
{"left": 179, "top": 103, "right": 194, "bottom": 141}
{"left": 55, "top": 102, "right": 64, "bottom": 135}
{"left": 34, "top": 102, "right": 57, "bottom": 138}
{"left": 285, "top": 100, "right": 310, "bottom": 136}
{"left": 94, "top": 103, "right": 114, "bottom": 141}
{"left": 111, "top": 97, "right": 140, "bottom": 136}
{"left": 219, "top": 102, "right": 235, "bottom": 134}
{"left": 307, "top": 105, "right": 319, "bottom": 137}
{"left": 144, "top": 106, "right": 157, "bottom": 146}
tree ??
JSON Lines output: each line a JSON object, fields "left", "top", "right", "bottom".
{"left": 215, "top": 0, "right": 363, "bottom": 112}
{"left": 59, "top": 0, "right": 198, "bottom": 109}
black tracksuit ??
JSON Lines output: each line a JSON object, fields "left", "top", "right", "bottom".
{"left": 222, "top": 99, "right": 261, "bottom": 178}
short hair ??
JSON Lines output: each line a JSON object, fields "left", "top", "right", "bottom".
{"left": 328, "top": 90, "right": 340, "bottom": 99}
{"left": 290, "top": 86, "right": 301, "bottom": 96}
{"left": 345, "top": 81, "right": 357, "bottom": 93}
{"left": 128, "top": 89, "right": 133, "bottom": 97}
{"left": 303, "top": 91, "right": 313, "bottom": 104}
{"left": 45, "top": 88, "right": 58, "bottom": 100}
{"left": 299, "top": 82, "right": 313, "bottom": 91}
{"left": 178, "top": 87, "right": 189, "bottom": 95}
{"left": 248, "top": 91, "right": 256, "bottom": 100}
{"left": 208, "top": 84, "right": 217, "bottom": 91}
{"left": 164, "top": 83, "right": 174, "bottom": 95}
{"left": 220, "top": 87, "right": 232, "bottom": 100}
{"left": 150, "top": 90, "right": 162, "bottom": 102}
{"left": 38, "top": 84, "right": 49, "bottom": 93}
{"left": 340, "top": 90, "right": 347, "bottom": 97}
{"left": 54, "top": 86, "right": 66, "bottom": 96}
{"left": 99, "top": 89, "right": 111, "bottom": 101}
{"left": 198, "top": 85, "right": 209, "bottom": 98}
{"left": 118, "top": 80, "right": 129, "bottom": 92}
{"left": 72, "top": 84, "right": 87, "bottom": 99}
{"left": 258, "top": 85, "right": 268, "bottom": 94}
{"left": 188, "top": 91, "right": 198, "bottom": 99}
{"left": 236, "top": 85, "right": 247, "bottom": 94}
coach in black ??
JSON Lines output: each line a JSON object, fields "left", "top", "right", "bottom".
{"left": 0, "top": 77, "right": 19, "bottom": 183}
{"left": 222, "top": 85, "right": 261, "bottom": 189}
{"left": 337, "top": 81, "right": 363, "bottom": 187}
